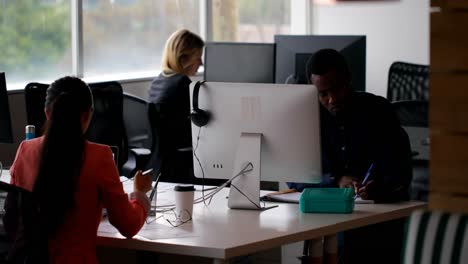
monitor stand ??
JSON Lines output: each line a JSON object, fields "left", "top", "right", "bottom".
{"left": 228, "top": 133, "right": 277, "bottom": 211}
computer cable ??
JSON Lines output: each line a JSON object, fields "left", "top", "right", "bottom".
{"left": 192, "top": 162, "right": 253, "bottom": 205}
{"left": 155, "top": 162, "right": 253, "bottom": 208}
{"left": 193, "top": 126, "right": 212, "bottom": 206}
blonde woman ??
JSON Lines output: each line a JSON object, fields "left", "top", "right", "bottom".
{"left": 148, "top": 29, "right": 204, "bottom": 183}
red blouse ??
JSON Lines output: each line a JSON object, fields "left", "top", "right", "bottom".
{"left": 9, "top": 137, "right": 147, "bottom": 264}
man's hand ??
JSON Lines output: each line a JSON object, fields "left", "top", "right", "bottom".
{"left": 354, "top": 180, "right": 376, "bottom": 200}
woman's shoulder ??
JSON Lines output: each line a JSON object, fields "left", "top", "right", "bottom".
{"left": 155, "top": 72, "right": 190, "bottom": 85}
{"left": 17, "top": 136, "right": 44, "bottom": 155}
{"left": 84, "top": 141, "right": 116, "bottom": 170}
{"left": 85, "top": 140, "right": 113, "bottom": 154}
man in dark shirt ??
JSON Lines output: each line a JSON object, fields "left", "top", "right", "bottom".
{"left": 290, "top": 49, "right": 412, "bottom": 200}
{"left": 294, "top": 49, "right": 412, "bottom": 264}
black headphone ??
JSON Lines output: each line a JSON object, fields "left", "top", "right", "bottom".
{"left": 190, "top": 81, "right": 210, "bottom": 127}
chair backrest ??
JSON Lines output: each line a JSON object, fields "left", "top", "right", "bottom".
{"left": 123, "top": 93, "right": 152, "bottom": 149}
{"left": 86, "top": 81, "right": 128, "bottom": 172}
{"left": 392, "top": 100, "right": 429, "bottom": 160}
{"left": 1, "top": 181, "right": 48, "bottom": 263}
{"left": 24, "top": 81, "right": 129, "bottom": 174}
{"left": 24, "top": 83, "right": 48, "bottom": 137}
{"left": 387, "top": 62, "right": 429, "bottom": 102}
{"left": 145, "top": 102, "right": 162, "bottom": 175}
{"left": 392, "top": 100, "right": 429, "bottom": 128}
{"left": 402, "top": 210, "right": 468, "bottom": 264}
{"left": 393, "top": 100, "right": 429, "bottom": 201}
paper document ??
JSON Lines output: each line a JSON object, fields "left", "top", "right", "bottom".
{"left": 264, "top": 192, "right": 301, "bottom": 203}
{"left": 355, "top": 197, "right": 374, "bottom": 204}
{"left": 98, "top": 221, "right": 197, "bottom": 240}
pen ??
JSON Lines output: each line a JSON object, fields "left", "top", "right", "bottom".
{"left": 354, "top": 163, "right": 374, "bottom": 199}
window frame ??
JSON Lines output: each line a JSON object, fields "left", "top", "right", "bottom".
{"left": 6, "top": 0, "right": 310, "bottom": 90}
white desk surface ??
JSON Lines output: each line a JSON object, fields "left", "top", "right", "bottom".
{"left": 98, "top": 179, "right": 426, "bottom": 260}
{"left": 1, "top": 170, "right": 426, "bottom": 260}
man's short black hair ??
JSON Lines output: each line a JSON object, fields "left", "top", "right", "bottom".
{"left": 306, "top": 49, "right": 350, "bottom": 83}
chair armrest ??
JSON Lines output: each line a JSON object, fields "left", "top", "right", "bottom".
{"left": 176, "top": 147, "right": 193, "bottom": 153}
{"left": 121, "top": 148, "right": 152, "bottom": 177}
{"left": 130, "top": 148, "right": 151, "bottom": 157}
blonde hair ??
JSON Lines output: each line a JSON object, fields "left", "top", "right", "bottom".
{"left": 161, "top": 29, "right": 204, "bottom": 76}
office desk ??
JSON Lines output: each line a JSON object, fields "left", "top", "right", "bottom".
{"left": 0, "top": 171, "right": 425, "bottom": 263}
{"left": 98, "top": 180, "right": 426, "bottom": 263}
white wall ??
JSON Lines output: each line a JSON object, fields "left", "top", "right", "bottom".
{"left": 312, "top": 0, "right": 430, "bottom": 97}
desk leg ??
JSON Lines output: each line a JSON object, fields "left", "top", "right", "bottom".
{"left": 300, "top": 238, "right": 323, "bottom": 264}
{"left": 324, "top": 235, "right": 337, "bottom": 264}
{"left": 213, "top": 259, "right": 229, "bottom": 264}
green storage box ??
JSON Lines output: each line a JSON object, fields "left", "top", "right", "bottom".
{"left": 299, "top": 188, "right": 355, "bottom": 214}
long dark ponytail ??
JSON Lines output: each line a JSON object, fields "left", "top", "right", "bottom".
{"left": 34, "top": 76, "right": 93, "bottom": 236}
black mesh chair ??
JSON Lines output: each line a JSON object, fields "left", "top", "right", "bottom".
{"left": 86, "top": 81, "right": 129, "bottom": 172}
{"left": 24, "top": 83, "right": 49, "bottom": 137}
{"left": 24, "top": 81, "right": 148, "bottom": 177}
{"left": 1, "top": 181, "right": 48, "bottom": 263}
{"left": 145, "top": 103, "right": 162, "bottom": 179}
{"left": 387, "top": 62, "right": 429, "bottom": 102}
{"left": 123, "top": 93, "right": 152, "bottom": 149}
{"left": 122, "top": 93, "right": 152, "bottom": 176}
{"left": 146, "top": 103, "right": 185, "bottom": 182}
{"left": 146, "top": 102, "right": 196, "bottom": 183}
{"left": 392, "top": 100, "right": 429, "bottom": 201}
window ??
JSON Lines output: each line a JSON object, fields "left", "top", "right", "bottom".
{"left": 0, "top": 0, "right": 71, "bottom": 84}
{"left": 1, "top": 0, "right": 301, "bottom": 89}
{"left": 83, "top": 0, "right": 200, "bottom": 78}
{"left": 211, "top": 0, "right": 291, "bottom": 42}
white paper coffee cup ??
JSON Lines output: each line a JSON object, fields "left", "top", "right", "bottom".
{"left": 174, "top": 184, "right": 195, "bottom": 221}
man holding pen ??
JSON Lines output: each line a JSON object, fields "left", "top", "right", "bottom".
{"left": 290, "top": 49, "right": 413, "bottom": 264}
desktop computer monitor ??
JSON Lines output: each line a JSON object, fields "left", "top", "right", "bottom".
{"left": 0, "top": 72, "right": 13, "bottom": 144}
{"left": 189, "top": 82, "right": 321, "bottom": 209}
{"left": 204, "top": 42, "right": 275, "bottom": 83}
{"left": 275, "top": 35, "right": 366, "bottom": 91}
{"left": 295, "top": 53, "right": 314, "bottom": 84}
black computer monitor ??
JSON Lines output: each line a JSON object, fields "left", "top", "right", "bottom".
{"left": 0, "top": 72, "right": 13, "bottom": 144}
{"left": 204, "top": 42, "right": 275, "bottom": 83}
{"left": 275, "top": 35, "right": 366, "bottom": 91}
{"left": 294, "top": 53, "right": 314, "bottom": 84}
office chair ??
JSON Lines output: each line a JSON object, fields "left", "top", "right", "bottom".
{"left": 24, "top": 83, "right": 49, "bottom": 137}
{"left": 122, "top": 93, "right": 152, "bottom": 176}
{"left": 146, "top": 102, "right": 195, "bottom": 183}
{"left": 23, "top": 81, "right": 147, "bottom": 177}
{"left": 387, "top": 62, "right": 429, "bottom": 102}
{"left": 1, "top": 181, "right": 48, "bottom": 263}
{"left": 145, "top": 103, "right": 162, "bottom": 179}
{"left": 402, "top": 210, "right": 468, "bottom": 264}
{"left": 392, "top": 100, "right": 429, "bottom": 201}
{"left": 85, "top": 81, "right": 129, "bottom": 173}
{"left": 87, "top": 81, "right": 152, "bottom": 177}
{"left": 123, "top": 93, "right": 152, "bottom": 149}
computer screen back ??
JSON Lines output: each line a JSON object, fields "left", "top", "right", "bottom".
{"left": 0, "top": 73, "right": 13, "bottom": 144}
{"left": 275, "top": 35, "right": 366, "bottom": 91}
{"left": 189, "top": 82, "right": 322, "bottom": 184}
{"left": 204, "top": 42, "right": 275, "bottom": 83}
{"left": 295, "top": 53, "right": 314, "bottom": 84}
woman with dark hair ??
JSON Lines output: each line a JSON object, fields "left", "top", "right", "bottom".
{"left": 9, "top": 76, "right": 151, "bottom": 263}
